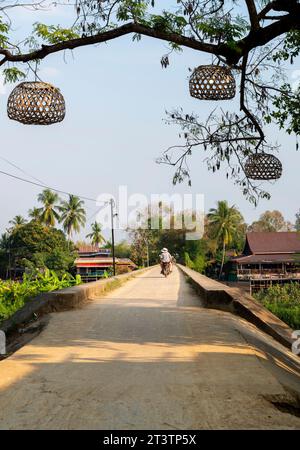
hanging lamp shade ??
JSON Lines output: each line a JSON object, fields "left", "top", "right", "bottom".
{"left": 7, "top": 81, "right": 65, "bottom": 125}
{"left": 244, "top": 153, "right": 282, "bottom": 180}
{"left": 189, "top": 65, "right": 236, "bottom": 100}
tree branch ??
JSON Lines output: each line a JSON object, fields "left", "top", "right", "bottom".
{"left": 0, "top": 22, "right": 231, "bottom": 66}
{"left": 245, "top": 0, "right": 260, "bottom": 30}
{"left": 0, "top": 5, "right": 299, "bottom": 67}
{"left": 240, "top": 54, "right": 265, "bottom": 150}
{"left": 258, "top": 0, "right": 300, "bottom": 19}
{"left": 239, "top": 8, "right": 300, "bottom": 56}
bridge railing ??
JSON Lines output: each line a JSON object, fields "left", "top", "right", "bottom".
{"left": 0, "top": 266, "right": 155, "bottom": 338}
{"left": 178, "top": 264, "right": 295, "bottom": 351}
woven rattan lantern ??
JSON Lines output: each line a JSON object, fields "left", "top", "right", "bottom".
{"left": 244, "top": 153, "right": 282, "bottom": 180}
{"left": 7, "top": 81, "right": 65, "bottom": 125}
{"left": 189, "top": 65, "right": 236, "bottom": 100}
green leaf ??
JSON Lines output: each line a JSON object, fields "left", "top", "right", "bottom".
{"left": 0, "top": 17, "right": 9, "bottom": 48}
{"left": 3, "top": 67, "right": 26, "bottom": 83}
{"left": 33, "top": 23, "right": 80, "bottom": 45}
{"left": 266, "top": 84, "right": 300, "bottom": 135}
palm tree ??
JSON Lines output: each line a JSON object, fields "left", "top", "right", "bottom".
{"left": 86, "top": 222, "right": 106, "bottom": 248}
{"left": 8, "top": 215, "right": 26, "bottom": 231}
{"left": 28, "top": 207, "right": 41, "bottom": 221}
{"left": 207, "top": 200, "right": 243, "bottom": 278}
{"left": 58, "top": 195, "right": 86, "bottom": 240}
{"left": 37, "top": 189, "right": 60, "bottom": 227}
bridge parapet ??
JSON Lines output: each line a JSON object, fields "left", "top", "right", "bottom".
{"left": 0, "top": 266, "right": 155, "bottom": 337}
{"left": 178, "top": 264, "right": 295, "bottom": 351}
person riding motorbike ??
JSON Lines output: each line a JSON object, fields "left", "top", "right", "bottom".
{"left": 159, "top": 248, "right": 173, "bottom": 275}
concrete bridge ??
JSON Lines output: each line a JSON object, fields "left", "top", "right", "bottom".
{"left": 0, "top": 266, "right": 300, "bottom": 429}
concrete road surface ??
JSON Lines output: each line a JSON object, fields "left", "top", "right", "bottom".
{"left": 0, "top": 266, "right": 300, "bottom": 429}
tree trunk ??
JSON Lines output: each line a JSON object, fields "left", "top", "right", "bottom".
{"left": 68, "top": 230, "right": 72, "bottom": 249}
{"left": 219, "top": 240, "right": 226, "bottom": 279}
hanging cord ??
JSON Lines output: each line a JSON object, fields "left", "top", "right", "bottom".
{"left": 240, "top": 54, "right": 265, "bottom": 154}
{"left": 26, "top": 61, "right": 43, "bottom": 82}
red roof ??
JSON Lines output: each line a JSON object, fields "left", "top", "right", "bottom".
{"left": 245, "top": 232, "right": 300, "bottom": 254}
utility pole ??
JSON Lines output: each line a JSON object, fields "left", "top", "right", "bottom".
{"left": 110, "top": 198, "right": 116, "bottom": 276}
{"left": 145, "top": 237, "right": 149, "bottom": 267}
{"left": 145, "top": 204, "right": 150, "bottom": 267}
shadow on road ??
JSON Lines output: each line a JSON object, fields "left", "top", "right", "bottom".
{"left": 0, "top": 266, "right": 300, "bottom": 429}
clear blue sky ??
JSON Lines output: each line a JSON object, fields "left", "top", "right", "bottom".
{"left": 0, "top": 4, "right": 299, "bottom": 241}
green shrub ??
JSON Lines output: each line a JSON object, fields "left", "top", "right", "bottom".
{"left": 0, "top": 221, "right": 76, "bottom": 278}
{"left": 184, "top": 252, "right": 194, "bottom": 269}
{"left": 254, "top": 283, "right": 300, "bottom": 329}
{"left": 184, "top": 252, "right": 206, "bottom": 274}
{"left": 264, "top": 303, "right": 300, "bottom": 330}
{"left": 193, "top": 254, "right": 206, "bottom": 273}
{"left": 0, "top": 269, "right": 81, "bottom": 323}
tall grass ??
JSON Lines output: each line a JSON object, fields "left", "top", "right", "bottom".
{"left": 0, "top": 270, "right": 81, "bottom": 323}
{"left": 254, "top": 283, "right": 300, "bottom": 329}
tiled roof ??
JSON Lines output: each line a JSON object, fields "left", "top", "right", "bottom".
{"left": 232, "top": 253, "right": 300, "bottom": 264}
{"left": 245, "top": 232, "right": 300, "bottom": 254}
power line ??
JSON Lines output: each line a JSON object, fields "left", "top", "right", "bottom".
{"left": 0, "top": 169, "right": 109, "bottom": 205}
{"left": 0, "top": 155, "right": 46, "bottom": 186}
{"left": 87, "top": 204, "right": 109, "bottom": 221}
{"left": 0, "top": 156, "right": 102, "bottom": 213}
{"left": 0, "top": 168, "right": 118, "bottom": 264}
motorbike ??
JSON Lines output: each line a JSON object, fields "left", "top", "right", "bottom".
{"left": 162, "top": 262, "right": 171, "bottom": 277}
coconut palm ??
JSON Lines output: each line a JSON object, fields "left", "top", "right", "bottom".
{"left": 37, "top": 189, "right": 60, "bottom": 227}
{"left": 58, "top": 195, "right": 86, "bottom": 240}
{"left": 207, "top": 200, "right": 243, "bottom": 278}
{"left": 8, "top": 215, "right": 26, "bottom": 231}
{"left": 86, "top": 222, "right": 106, "bottom": 248}
{"left": 28, "top": 207, "right": 41, "bottom": 221}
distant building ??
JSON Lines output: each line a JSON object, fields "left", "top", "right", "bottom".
{"left": 77, "top": 245, "right": 111, "bottom": 258}
{"left": 75, "top": 245, "right": 136, "bottom": 282}
{"left": 230, "top": 232, "right": 300, "bottom": 291}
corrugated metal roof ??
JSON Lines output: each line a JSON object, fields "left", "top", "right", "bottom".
{"left": 77, "top": 245, "right": 110, "bottom": 254}
{"left": 75, "top": 257, "right": 136, "bottom": 266}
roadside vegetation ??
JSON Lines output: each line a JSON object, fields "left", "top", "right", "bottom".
{"left": 0, "top": 189, "right": 86, "bottom": 279}
{"left": 0, "top": 269, "right": 81, "bottom": 323}
{"left": 0, "top": 189, "right": 89, "bottom": 323}
{"left": 254, "top": 283, "right": 300, "bottom": 330}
